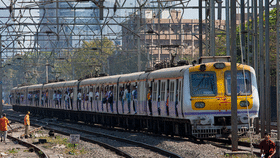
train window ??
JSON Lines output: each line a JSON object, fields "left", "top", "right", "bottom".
{"left": 170, "top": 81, "right": 175, "bottom": 102}
{"left": 160, "top": 82, "right": 165, "bottom": 101}
{"left": 152, "top": 82, "right": 157, "bottom": 101}
{"left": 190, "top": 72, "right": 217, "bottom": 96}
{"left": 225, "top": 71, "right": 252, "bottom": 95}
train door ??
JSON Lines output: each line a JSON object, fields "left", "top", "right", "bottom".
{"left": 169, "top": 80, "right": 176, "bottom": 117}
{"left": 61, "top": 88, "right": 65, "bottom": 109}
{"left": 130, "top": 82, "right": 138, "bottom": 114}
{"left": 177, "top": 79, "right": 183, "bottom": 118}
{"left": 145, "top": 80, "right": 152, "bottom": 115}
{"left": 89, "top": 85, "right": 94, "bottom": 111}
{"left": 73, "top": 86, "right": 78, "bottom": 111}
{"left": 159, "top": 80, "right": 168, "bottom": 117}
{"left": 81, "top": 86, "right": 85, "bottom": 111}
{"left": 137, "top": 80, "right": 145, "bottom": 115}
{"left": 94, "top": 85, "right": 100, "bottom": 112}
{"left": 117, "top": 84, "right": 124, "bottom": 114}
{"left": 151, "top": 80, "right": 158, "bottom": 116}
{"left": 39, "top": 88, "right": 42, "bottom": 107}
{"left": 112, "top": 84, "right": 117, "bottom": 113}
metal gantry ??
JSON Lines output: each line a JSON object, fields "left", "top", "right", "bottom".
{"left": 0, "top": 0, "right": 280, "bottom": 152}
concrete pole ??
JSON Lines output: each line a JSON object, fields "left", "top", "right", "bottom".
{"left": 191, "top": 20, "right": 194, "bottom": 58}
{"left": 276, "top": 0, "right": 280, "bottom": 157}
{"left": 265, "top": 0, "right": 271, "bottom": 134}
{"left": 226, "top": 0, "right": 230, "bottom": 56}
{"left": 259, "top": 0, "right": 265, "bottom": 138}
{"left": 157, "top": 4, "right": 161, "bottom": 62}
{"left": 230, "top": 0, "right": 238, "bottom": 151}
{"left": 199, "top": 0, "right": 203, "bottom": 57}
{"left": 246, "top": 1, "right": 250, "bottom": 65}
{"left": 210, "top": 0, "right": 215, "bottom": 56}
{"left": 46, "top": 63, "right": 48, "bottom": 83}
{"left": 253, "top": 0, "right": 259, "bottom": 134}
{"left": 137, "top": 10, "right": 141, "bottom": 72}
{"left": 241, "top": 0, "right": 245, "bottom": 62}
{"left": 0, "top": 35, "right": 2, "bottom": 116}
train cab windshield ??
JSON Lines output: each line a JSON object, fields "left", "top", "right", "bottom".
{"left": 225, "top": 71, "right": 252, "bottom": 95}
{"left": 190, "top": 72, "right": 217, "bottom": 96}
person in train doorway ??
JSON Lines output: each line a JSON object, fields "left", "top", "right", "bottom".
{"left": 119, "top": 87, "right": 124, "bottom": 113}
{"left": 64, "top": 91, "right": 70, "bottom": 110}
{"left": 95, "top": 87, "right": 99, "bottom": 111}
{"left": 105, "top": 89, "right": 109, "bottom": 112}
{"left": 77, "top": 89, "right": 82, "bottom": 111}
{"left": 24, "top": 111, "right": 30, "bottom": 138}
{"left": 108, "top": 86, "right": 114, "bottom": 112}
{"left": 132, "top": 85, "right": 138, "bottom": 114}
{"left": 166, "top": 89, "right": 170, "bottom": 116}
{"left": 45, "top": 90, "right": 49, "bottom": 107}
{"left": 53, "top": 90, "right": 57, "bottom": 108}
{"left": 175, "top": 93, "right": 179, "bottom": 117}
{"left": 70, "top": 89, "right": 74, "bottom": 110}
{"left": 157, "top": 95, "right": 161, "bottom": 115}
{"left": 35, "top": 91, "right": 39, "bottom": 106}
{"left": 28, "top": 92, "right": 32, "bottom": 106}
{"left": 89, "top": 88, "right": 94, "bottom": 111}
{"left": 101, "top": 89, "right": 106, "bottom": 111}
{"left": 147, "top": 88, "right": 152, "bottom": 115}
{"left": 259, "top": 132, "right": 276, "bottom": 158}
{"left": 126, "top": 88, "right": 131, "bottom": 114}
{"left": 41, "top": 92, "right": 45, "bottom": 106}
{"left": 123, "top": 86, "right": 128, "bottom": 113}
{"left": 0, "top": 113, "right": 12, "bottom": 144}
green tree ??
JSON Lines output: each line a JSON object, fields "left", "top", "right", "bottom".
{"left": 215, "top": 8, "right": 279, "bottom": 85}
{"left": 56, "top": 37, "right": 115, "bottom": 80}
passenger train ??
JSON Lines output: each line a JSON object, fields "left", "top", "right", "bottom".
{"left": 10, "top": 56, "right": 259, "bottom": 138}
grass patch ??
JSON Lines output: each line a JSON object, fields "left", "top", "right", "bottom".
{"left": 8, "top": 148, "right": 19, "bottom": 154}
{"left": 36, "top": 135, "right": 87, "bottom": 156}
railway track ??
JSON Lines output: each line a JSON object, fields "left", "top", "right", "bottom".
{"left": 6, "top": 111, "right": 182, "bottom": 158}
{"left": 5, "top": 123, "right": 49, "bottom": 158}
{"left": 5, "top": 105, "right": 262, "bottom": 157}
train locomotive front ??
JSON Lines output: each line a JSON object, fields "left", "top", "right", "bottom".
{"left": 184, "top": 61, "right": 259, "bottom": 138}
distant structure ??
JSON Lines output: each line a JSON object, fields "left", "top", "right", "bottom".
{"left": 38, "top": 1, "right": 100, "bottom": 53}
{"left": 122, "top": 10, "right": 227, "bottom": 63}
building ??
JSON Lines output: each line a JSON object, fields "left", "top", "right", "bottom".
{"left": 38, "top": 1, "right": 99, "bottom": 53}
{"left": 122, "top": 10, "right": 228, "bottom": 64}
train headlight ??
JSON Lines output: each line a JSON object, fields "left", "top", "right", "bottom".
{"left": 199, "top": 64, "right": 206, "bottom": 71}
{"left": 214, "top": 63, "right": 225, "bottom": 69}
{"left": 240, "top": 101, "right": 249, "bottom": 107}
{"left": 195, "top": 102, "right": 205, "bottom": 108}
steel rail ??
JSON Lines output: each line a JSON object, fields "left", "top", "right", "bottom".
{"left": 46, "top": 122, "right": 183, "bottom": 158}
{"left": 7, "top": 115, "right": 133, "bottom": 158}
{"left": 7, "top": 134, "right": 50, "bottom": 158}
{"left": 7, "top": 112, "right": 182, "bottom": 158}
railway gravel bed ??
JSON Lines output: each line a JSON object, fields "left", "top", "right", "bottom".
{"left": 5, "top": 105, "right": 261, "bottom": 158}
{"left": 6, "top": 112, "right": 173, "bottom": 158}
{"left": 6, "top": 122, "right": 124, "bottom": 158}
{"left": 41, "top": 118, "right": 260, "bottom": 158}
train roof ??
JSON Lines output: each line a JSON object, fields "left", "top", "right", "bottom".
{"left": 80, "top": 75, "right": 122, "bottom": 86}
{"left": 43, "top": 80, "right": 78, "bottom": 89}
{"left": 17, "top": 86, "right": 29, "bottom": 91}
{"left": 148, "top": 65, "right": 191, "bottom": 80}
{"left": 118, "top": 72, "right": 145, "bottom": 83}
{"left": 27, "top": 84, "right": 43, "bottom": 91}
